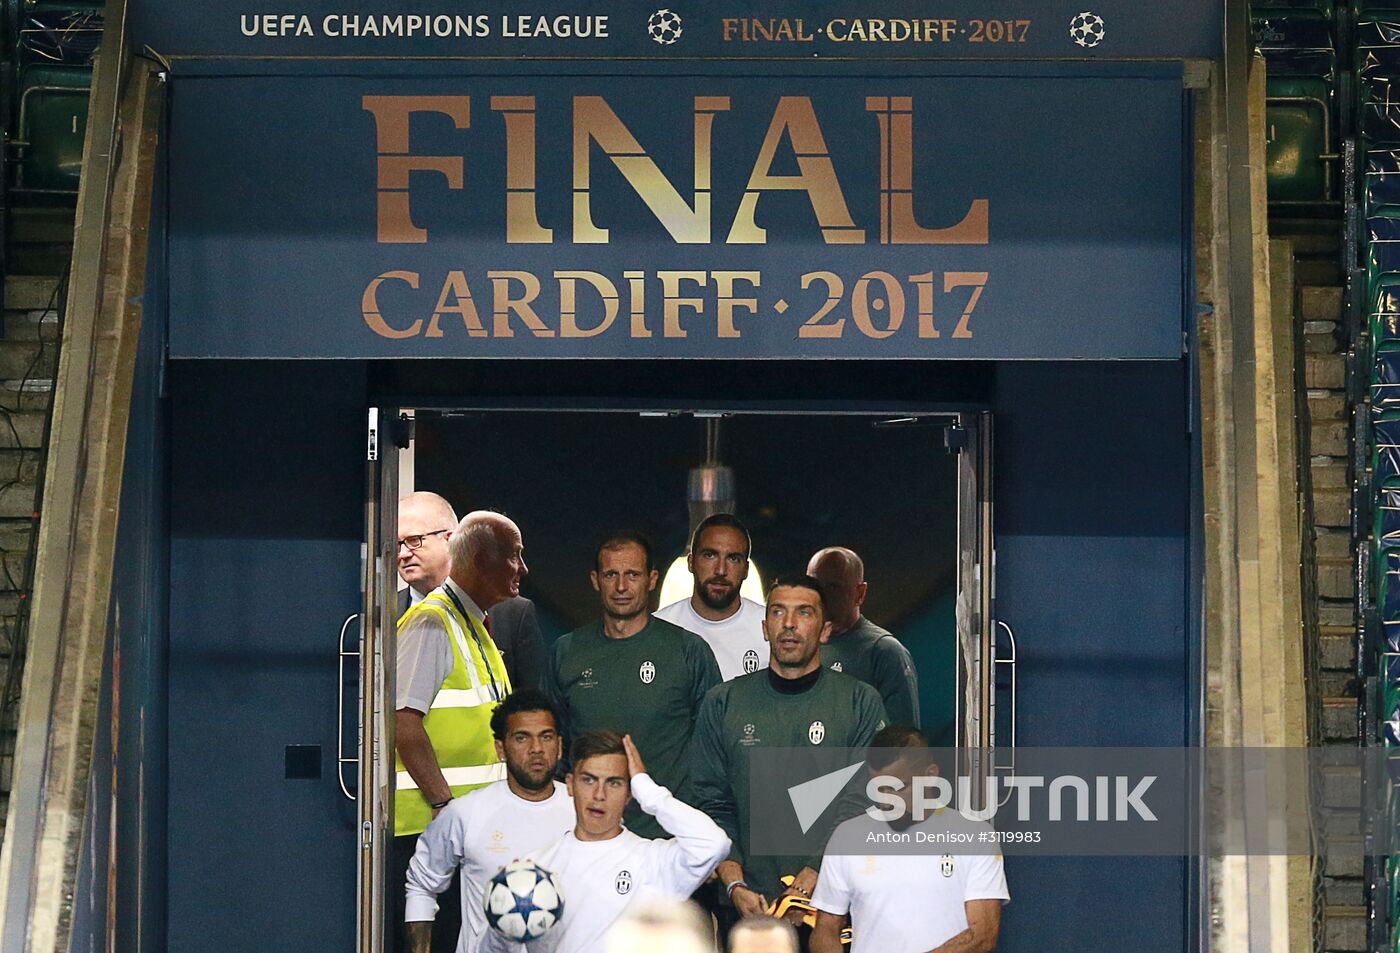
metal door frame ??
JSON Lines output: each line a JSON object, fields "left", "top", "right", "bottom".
{"left": 355, "top": 401, "right": 995, "bottom": 952}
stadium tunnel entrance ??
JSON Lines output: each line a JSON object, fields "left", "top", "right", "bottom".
{"left": 82, "top": 8, "right": 1213, "bottom": 952}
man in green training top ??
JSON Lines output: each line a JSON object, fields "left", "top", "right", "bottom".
{"left": 547, "top": 531, "right": 722, "bottom": 838}
{"left": 691, "top": 573, "right": 887, "bottom": 935}
{"left": 807, "top": 546, "right": 920, "bottom": 727}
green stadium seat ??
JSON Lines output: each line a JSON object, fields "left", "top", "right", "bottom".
{"left": 1267, "top": 80, "right": 1333, "bottom": 199}
{"left": 15, "top": 63, "right": 90, "bottom": 193}
{"left": 1372, "top": 416, "right": 1400, "bottom": 490}
{"left": 1255, "top": 11, "right": 1336, "bottom": 199}
{"left": 1371, "top": 274, "right": 1400, "bottom": 349}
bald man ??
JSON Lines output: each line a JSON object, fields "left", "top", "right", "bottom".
{"left": 807, "top": 547, "right": 920, "bottom": 726}
{"left": 392, "top": 510, "right": 527, "bottom": 953}
{"left": 397, "top": 493, "right": 548, "bottom": 693}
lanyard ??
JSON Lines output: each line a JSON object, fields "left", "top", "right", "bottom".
{"left": 442, "top": 586, "right": 503, "bottom": 703}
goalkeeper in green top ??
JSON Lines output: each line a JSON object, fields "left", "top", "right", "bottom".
{"left": 691, "top": 573, "right": 887, "bottom": 933}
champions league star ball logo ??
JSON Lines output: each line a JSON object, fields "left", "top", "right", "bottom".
{"left": 647, "top": 9, "right": 682, "bottom": 45}
{"left": 1069, "top": 11, "right": 1105, "bottom": 48}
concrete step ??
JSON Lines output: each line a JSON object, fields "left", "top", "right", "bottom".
{"left": 1317, "top": 558, "right": 1356, "bottom": 600}
{"left": 1314, "top": 487, "right": 1351, "bottom": 528}
{"left": 1324, "top": 876, "right": 1364, "bottom": 907}
{"left": 1324, "top": 837, "right": 1364, "bottom": 879}
{"left": 0, "top": 310, "right": 60, "bottom": 343}
{"left": 1311, "top": 457, "right": 1349, "bottom": 487}
{"left": 1318, "top": 602, "right": 1354, "bottom": 627}
{"left": 1314, "top": 528, "right": 1352, "bottom": 561}
{"left": 1319, "top": 671, "right": 1354, "bottom": 697}
{"left": 1301, "top": 285, "right": 1344, "bottom": 322}
{"left": 1309, "top": 391, "right": 1348, "bottom": 422}
{"left": 1, "top": 276, "right": 61, "bottom": 312}
{"left": 1323, "top": 697, "right": 1359, "bottom": 741}
{"left": 1306, "top": 331, "right": 1341, "bottom": 354}
{"left": 1312, "top": 420, "right": 1350, "bottom": 457}
{"left": 1323, "top": 765, "right": 1361, "bottom": 809}
{"left": 1307, "top": 353, "right": 1346, "bottom": 389}
{"left": 0, "top": 339, "right": 57, "bottom": 383}
{"left": 1324, "top": 905, "right": 1366, "bottom": 952}
{"left": 0, "top": 410, "right": 48, "bottom": 450}
{"left": 0, "top": 381, "right": 53, "bottom": 413}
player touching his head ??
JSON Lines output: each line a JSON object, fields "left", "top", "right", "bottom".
{"left": 479, "top": 731, "right": 731, "bottom": 953}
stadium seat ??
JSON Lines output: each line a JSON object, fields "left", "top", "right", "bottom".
{"left": 14, "top": 63, "right": 91, "bottom": 192}
{"left": 1371, "top": 274, "right": 1400, "bottom": 349}
{"left": 1368, "top": 215, "right": 1400, "bottom": 287}
{"left": 1359, "top": 21, "right": 1400, "bottom": 142}
{"left": 1372, "top": 415, "right": 1400, "bottom": 487}
{"left": 1367, "top": 150, "right": 1400, "bottom": 214}
{"left": 1256, "top": 10, "right": 1337, "bottom": 198}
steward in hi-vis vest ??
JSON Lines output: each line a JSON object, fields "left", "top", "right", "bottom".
{"left": 395, "top": 584, "right": 512, "bottom": 836}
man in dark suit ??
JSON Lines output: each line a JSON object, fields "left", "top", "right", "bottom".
{"left": 397, "top": 492, "right": 548, "bottom": 690}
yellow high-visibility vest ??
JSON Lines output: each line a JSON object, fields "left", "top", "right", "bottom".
{"left": 395, "top": 587, "right": 512, "bottom": 836}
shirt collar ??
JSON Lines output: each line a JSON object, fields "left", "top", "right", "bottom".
{"left": 408, "top": 586, "right": 426, "bottom": 606}
{"left": 444, "top": 577, "right": 487, "bottom": 622}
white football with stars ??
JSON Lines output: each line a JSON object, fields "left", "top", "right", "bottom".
{"left": 484, "top": 860, "right": 564, "bottom": 941}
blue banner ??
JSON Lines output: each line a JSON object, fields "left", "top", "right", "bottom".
{"left": 133, "top": 1, "right": 1220, "bottom": 61}
{"left": 166, "top": 70, "right": 1187, "bottom": 360}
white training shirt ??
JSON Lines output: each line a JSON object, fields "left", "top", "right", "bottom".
{"left": 397, "top": 578, "right": 488, "bottom": 714}
{"left": 812, "top": 812, "right": 1010, "bottom": 953}
{"left": 654, "top": 597, "right": 768, "bottom": 682}
{"left": 478, "top": 773, "right": 731, "bottom": 953}
{"left": 406, "top": 780, "right": 575, "bottom": 953}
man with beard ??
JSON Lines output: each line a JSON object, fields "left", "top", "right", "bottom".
{"left": 547, "top": 532, "right": 721, "bottom": 837}
{"left": 656, "top": 514, "right": 769, "bottom": 681}
{"left": 405, "top": 689, "right": 576, "bottom": 953}
{"left": 691, "top": 575, "right": 886, "bottom": 936}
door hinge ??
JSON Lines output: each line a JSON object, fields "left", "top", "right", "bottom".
{"left": 367, "top": 408, "right": 380, "bottom": 462}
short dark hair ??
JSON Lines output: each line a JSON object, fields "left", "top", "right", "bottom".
{"left": 689, "top": 513, "right": 752, "bottom": 557}
{"left": 765, "top": 573, "right": 828, "bottom": 616}
{"left": 489, "top": 689, "right": 562, "bottom": 741}
{"left": 596, "top": 531, "right": 654, "bottom": 572}
{"left": 570, "top": 729, "right": 626, "bottom": 767}
{"left": 866, "top": 724, "right": 930, "bottom": 771}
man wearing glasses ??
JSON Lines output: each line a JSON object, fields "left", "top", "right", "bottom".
{"left": 392, "top": 503, "right": 535, "bottom": 953}
{"left": 397, "top": 492, "right": 548, "bottom": 691}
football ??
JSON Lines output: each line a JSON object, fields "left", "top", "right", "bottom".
{"left": 484, "top": 860, "right": 564, "bottom": 941}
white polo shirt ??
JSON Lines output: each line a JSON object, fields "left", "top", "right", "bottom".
{"left": 812, "top": 812, "right": 1009, "bottom": 953}
{"left": 654, "top": 597, "right": 768, "bottom": 682}
{"left": 406, "top": 780, "right": 575, "bottom": 953}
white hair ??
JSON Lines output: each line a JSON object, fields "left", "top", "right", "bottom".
{"left": 729, "top": 916, "right": 799, "bottom": 953}
{"left": 605, "top": 899, "right": 713, "bottom": 953}
{"left": 448, "top": 510, "right": 507, "bottom": 571}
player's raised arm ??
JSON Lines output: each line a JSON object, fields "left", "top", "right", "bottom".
{"left": 624, "top": 734, "right": 732, "bottom": 895}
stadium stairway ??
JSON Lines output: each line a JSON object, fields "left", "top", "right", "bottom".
{"left": 0, "top": 269, "right": 61, "bottom": 846}
{"left": 1267, "top": 222, "right": 1364, "bottom": 952}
